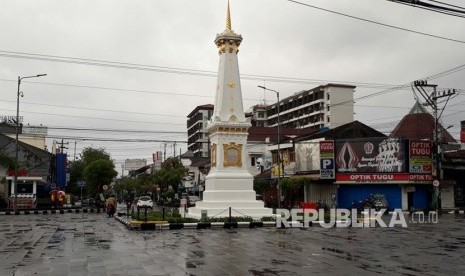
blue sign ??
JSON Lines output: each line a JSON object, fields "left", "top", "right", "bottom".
{"left": 56, "top": 153, "right": 67, "bottom": 188}
{"left": 320, "top": 159, "right": 334, "bottom": 170}
{"left": 320, "top": 158, "right": 335, "bottom": 179}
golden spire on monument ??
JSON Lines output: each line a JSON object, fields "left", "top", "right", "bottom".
{"left": 215, "top": 0, "right": 242, "bottom": 53}
{"left": 226, "top": 0, "right": 231, "bottom": 30}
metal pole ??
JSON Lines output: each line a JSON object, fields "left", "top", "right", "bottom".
{"left": 73, "top": 141, "right": 77, "bottom": 161}
{"left": 229, "top": 207, "right": 232, "bottom": 223}
{"left": 13, "top": 74, "right": 46, "bottom": 212}
{"left": 257, "top": 85, "right": 282, "bottom": 208}
{"left": 433, "top": 86, "right": 440, "bottom": 213}
{"left": 13, "top": 77, "right": 21, "bottom": 212}
{"left": 276, "top": 91, "right": 281, "bottom": 208}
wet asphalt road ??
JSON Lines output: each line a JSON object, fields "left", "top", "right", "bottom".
{"left": 0, "top": 212, "right": 464, "bottom": 276}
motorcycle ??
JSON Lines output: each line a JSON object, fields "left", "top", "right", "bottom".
{"left": 352, "top": 194, "right": 388, "bottom": 212}
{"left": 317, "top": 199, "right": 328, "bottom": 212}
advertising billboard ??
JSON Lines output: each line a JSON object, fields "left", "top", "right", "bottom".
{"left": 124, "top": 159, "right": 147, "bottom": 171}
{"left": 409, "top": 140, "right": 433, "bottom": 173}
{"left": 295, "top": 139, "right": 322, "bottom": 172}
{"left": 320, "top": 140, "right": 335, "bottom": 179}
{"left": 335, "top": 138, "right": 407, "bottom": 173}
{"left": 334, "top": 138, "right": 433, "bottom": 184}
{"left": 271, "top": 152, "right": 295, "bottom": 178}
{"left": 56, "top": 153, "right": 68, "bottom": 188}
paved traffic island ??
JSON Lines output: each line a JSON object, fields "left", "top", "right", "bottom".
{"left": 115, "top": 209, "right": 465, "bottom": 230}
{"left": 115, "top": 214, "right": 276, "bottom": 230}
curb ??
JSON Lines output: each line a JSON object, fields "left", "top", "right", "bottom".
{"left": 114, "top": 215, "right": 277, "bottom": 231}
{"left": 0, "top": 208, "right": 105, "bottom": 215}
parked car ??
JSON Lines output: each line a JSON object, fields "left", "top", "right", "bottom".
{"left": 188, "top": 195, "right": 200, "bottom": 207}
{"left": 136, "top": 196, "right": 154, "bottom": 209}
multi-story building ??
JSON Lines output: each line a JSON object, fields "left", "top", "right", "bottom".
{"left": 266, "top": 83, "right": 355, "bottom": 130}
{"left": 186, "top": 104, "right": 214, "bottom": 157}
{"left": 249, "top": 84, "right": 355, "bottom": 130}
{"left": 246, "top": 104, "right": 268, "bottom": 127}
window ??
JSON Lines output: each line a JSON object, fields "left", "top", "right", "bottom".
{"left": 327, "top": 105, "right": 330, "bottom": 111}
{"left": 251, "top": 157, "right": 256, "bottom": 167}
{"left": 327, "top": 115, "right": 330, "bottom": 123}
{"left": 327, "top": 92, "right": 330, "bottom": 100}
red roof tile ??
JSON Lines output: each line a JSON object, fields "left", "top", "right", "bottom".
{"left": 390, "top": 113, "right": 456, "bottom": 143}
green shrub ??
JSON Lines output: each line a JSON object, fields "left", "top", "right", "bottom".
{"left": 130, "top": 208, "right": 277, "bottom": 223}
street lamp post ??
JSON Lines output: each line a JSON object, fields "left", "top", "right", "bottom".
{"left": 13, "top": 74, "right": 47, "bottom": 212}
{"left": 258, "top": 85, "right": 281, "bottom": 208}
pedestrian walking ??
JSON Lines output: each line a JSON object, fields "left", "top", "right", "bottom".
{"left": 106, "top": 195, "right": 117, "bottom": 217}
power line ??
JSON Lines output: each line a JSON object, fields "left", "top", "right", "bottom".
{"left": 429, "top": 0, "right": 465, "bottom": 10}
{"left": 1, "top": 108, "right": 186, "bottom": 125}
{"left": 45, "top": 126, "right": 186, "bottom": 134}
{"left": 284, "top": 0, "right": 465, "bottom": 44}
{"left": 0, "top": 99, "right": 186, "bottom": 118}
{"left": 0, "top": 51, "right": 409, "bottom": 89}
{"left": 331, "top": 63, "right": 465, "bottom": 107}
{"left": 388, "top": 0, "right": 465, "bottom": 18}
{"left": 43, "top": 135, "right": 187, "bottom": 143}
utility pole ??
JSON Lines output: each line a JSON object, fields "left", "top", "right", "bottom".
{"left": 413, "top": 80, "right": 456, "bottom": 212}
{"left": 73, "top": 141, "right": 77, "bottom": 161}
{"left": 56, "top": 139, "right": 69, "bottom": 154}
{"left": 163, "top": 143, "right": 167, "bottom": 162}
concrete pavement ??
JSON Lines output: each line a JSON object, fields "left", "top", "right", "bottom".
{"left": 0, "top": 211, "right": 464, "bottom": 275}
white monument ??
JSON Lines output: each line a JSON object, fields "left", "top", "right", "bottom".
{"left": 188, "top": 2, "right": 273, "bottom": 219}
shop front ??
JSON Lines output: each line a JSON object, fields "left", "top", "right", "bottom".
{"left": 336, "top": 173, "right": 432, "bottom": 210}
{"left": 330, "top": 138, "right": 433, "bottom": 211}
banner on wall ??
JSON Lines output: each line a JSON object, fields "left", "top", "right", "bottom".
{"left": 336, "top": 173, "right": 433, "bottom": 184}
{"left": 271, "top": 152, "right": 295, "bottom": 178}
{"left": 335, "top": 138, "right": 407, "bottom": 173}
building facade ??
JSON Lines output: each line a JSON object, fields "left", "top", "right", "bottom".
{"left": 263, "top": 84, "right": 355, "bottom": 130}
{"left": 186, "top": 104, "right": 214, "bottom": 158}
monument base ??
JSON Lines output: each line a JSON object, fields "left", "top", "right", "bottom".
{"left": 187, "top": 171, "right": 273, "bottom": 219}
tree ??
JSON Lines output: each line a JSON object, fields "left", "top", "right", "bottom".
{"left": 136, "top": 173, "right": 156, "bottom": 195}
{"left": 280, "top": 177, "right": 307, "bottom": 208}
{"left": 113, "top": 177, "right": 139, "bottom": 200}
{"left": 254, "top": 178, "right": 272, "bottom": 197}
{"left": 68, "top": 159, "right": 86, "bottom": 195}
{"left": 154, "top": 157, "right": 187, "bottom": 194}
{"left": 69, "top": 147, "right": 116, "bottom": 197}
{"left": 83, "top": 159, "right": 117, "bottom": 194}
{"left": 0, "top": 150, "right": 15, "bottom": 169}
{"left": 80, "top": 147, "right": 112, "bottom": 166}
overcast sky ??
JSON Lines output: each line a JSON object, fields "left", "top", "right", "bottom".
{"left": 1, "top": 0, "right": 464, "bottom": 175}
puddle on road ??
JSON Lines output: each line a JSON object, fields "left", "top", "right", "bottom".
{"left": 249, "top": 268, "right": 283, "bottom": 276}
{"left": 185, "top": 261, "right": 197, "bottom": 268}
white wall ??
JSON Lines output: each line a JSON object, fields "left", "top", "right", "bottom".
{"left": 325, "top": 86, "right": 354, "bottom": 129}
